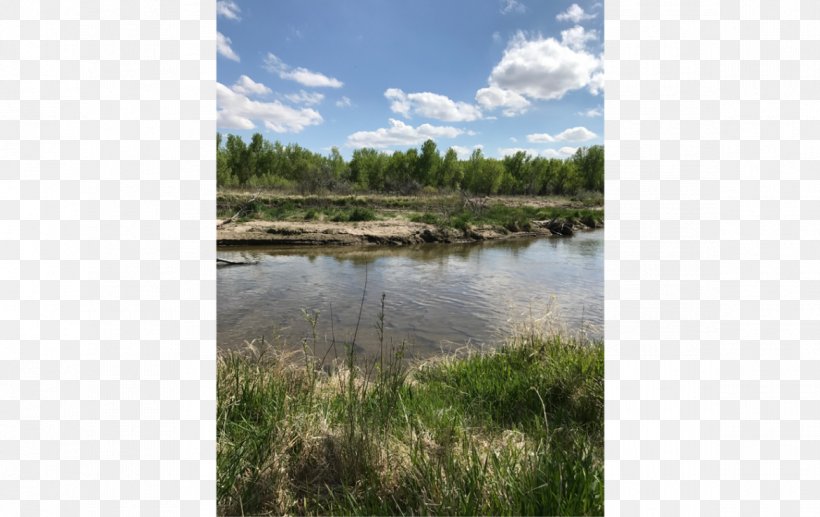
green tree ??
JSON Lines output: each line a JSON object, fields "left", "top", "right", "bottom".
{"left": 216, "top": 132, "right": 234, "bottom": 186}
{"left": 350, "top": 147, "right": 386, "bottom": 190}
{"left": 439, "top": 148, "right": 462, "bottom": 189}
{"left": 572, "top": 145, "right": 604, "bottom": 192}
{"left": 417, "top": 139, "right": 441, "bottom": 187}
{"left": 462, "top": 148, "right": 484, "bottom": 193}
{"left": 225, "top": 134, "right": 249, "bottom": 184}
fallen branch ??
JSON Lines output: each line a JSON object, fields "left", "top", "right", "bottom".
{"left": 217, "top": 258, "right": 258, "bottom": 266}
{"left": 217, "top": 190, "right": 262, "bottom": 228}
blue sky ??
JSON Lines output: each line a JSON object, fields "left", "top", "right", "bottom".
{"left": 217, "top": 0, "right": 604, "bottom": 159}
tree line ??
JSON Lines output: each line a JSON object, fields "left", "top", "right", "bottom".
{"left": 217, "top": 133, "right": 604, "bottom": 196}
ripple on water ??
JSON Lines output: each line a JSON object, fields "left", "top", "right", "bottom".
{"left": 218, "top": 231, "right": 603, "bottom": 357}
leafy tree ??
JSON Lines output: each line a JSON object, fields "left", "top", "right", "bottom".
{"left": 503, "top": 151, "right": 532, "bottom": 194}
{"left": 384, "top": 149, "right": 420, "bottom": 194}
{"left": 572, "top": 145, "right": 604, "bottom": 192}
{"left": 462, "top": 148, "right": 484, "bottom": 193}
{"left": 225, "top": 134, "right": 249, "bottom": 184}
{"left": 439, "top": 148, "right": 462, "bottom": 189}
{"left": 350, "top": 147, "right": 387, "bottom": 190}
{"left": 417, "top": 139, "right": 441, "bottom": 187}
{"left": 214, "top": 131, "right": 604, "bottom": 195}
{"left": 328, "top": 146, "right": 347, "bottom": 180}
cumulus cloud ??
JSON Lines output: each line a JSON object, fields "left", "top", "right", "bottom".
{"left": 264, "top": 53, "right": 344, "bottom": 88}
{"left": 578, "top": 106, "right": 602, "bottom": 117}
{"left": 231, "top": 75, "right": 271, "bottom": 97}
{"left": 384, "top": 88, "right": 483, "bottom": 122}
{"left": 560, "top": 25, "right": 598, "bottom": 51}
{"left": 556, "top": 3, "right": 596, "bottom": 23}
{"left": 527, "top": 126, "right": 597, "bottom": 143}
{"left": 500, "top": 0, "right": 526, "bottom": 14}
{"left": 336, "top": 96, "right": 352, "bottom": 108}
{"left": 217, "top": 0, "right": 241, "bottom": 20}
{"left": 216, "top": 82, "right": 323, "bottom": 133}
{"left": 450, "top": 144, "right": 484, "bottom": 160}
{"left": 474, "top": 86, "right": 531, "bottom": 116}
{"left": 284, "top": 90, "right": 325, "bottom": 106}
{"left": 484, "top": 31, "right": 602, "bottom": 101}
{"left": 588, "top": 71, "right": 604, "bottom": 95}
{"left": 346, "top": 118, "right": 463, "bottom": 149}
{"left": 217, "top": 32, "right": 240, "bottom": 61}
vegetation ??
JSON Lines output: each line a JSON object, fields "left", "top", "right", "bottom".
{"left": 217, "top": 133, "right": 604, "bottom": 197}
{"left": 217, "top": 306, "right": 604, "bottom": 516}
{"left": 217, "top": 191, "right": 604, "bottom": 233}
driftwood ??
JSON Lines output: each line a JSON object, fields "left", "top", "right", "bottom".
{"left": 217, "top": 190, "right": 262, "bottom": 228}
{"left": 217, "top": 257, "right": 259, "bottom": 266}
{"left": 459, "top": 190, "right": 488, "bottom": 213}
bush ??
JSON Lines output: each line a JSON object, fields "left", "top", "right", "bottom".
{"left": 347, "top": 207, "right": 376, "bottom": 222}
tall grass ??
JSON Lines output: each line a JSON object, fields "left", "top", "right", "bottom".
{"left": 217, "top": 305, "right": 603, "bottom": 516}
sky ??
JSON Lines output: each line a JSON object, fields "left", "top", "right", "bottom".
{"left": 216, "top": 0, "right": 604, "bottom": 160}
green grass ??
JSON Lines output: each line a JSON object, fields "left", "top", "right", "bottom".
{"left": 217, "top": 192, "right": 603, "bottom": 231}
{"left": 409, "top": 204, "right": 603, "bottom": 233}
{"left": 217, "top": 317, "right": 603, "bottom": 516}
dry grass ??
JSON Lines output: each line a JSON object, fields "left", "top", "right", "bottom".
{"left": 217, "top": 320, "right": 604, "bottom": 515}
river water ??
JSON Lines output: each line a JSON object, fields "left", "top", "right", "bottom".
{"left": 217, "top": 229, "right": 603, "bottom": 359}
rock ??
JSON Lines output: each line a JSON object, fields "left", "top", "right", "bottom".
{"left": 420, "top": 228, "right": 438, "bottom": 243}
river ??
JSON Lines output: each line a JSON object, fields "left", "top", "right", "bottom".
{"left": 217, "top": 229, "right": 603, "bottom": 359}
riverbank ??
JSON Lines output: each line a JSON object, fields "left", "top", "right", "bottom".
{"left": 217, "top": 328, "right": 604, "bottom": 516}
{"left": 216, "top": 192, "right": 603, "bottom": 247}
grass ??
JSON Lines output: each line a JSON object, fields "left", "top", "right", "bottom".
{"left": 217, "top": 191, "right": 603, "bottom": 233}
{"left": 410, "top": 204, "right": 604, "bottom": 233}
{"left": 217, "top": 304, "right": 603, "bottom": 516}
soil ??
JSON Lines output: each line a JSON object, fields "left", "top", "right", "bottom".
{"left": 216, "top": 218, "right": 594, "bottom": 247}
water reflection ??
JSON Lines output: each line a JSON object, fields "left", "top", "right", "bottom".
{"left": 218, "top": 230, "right": 603, "bottom": 359}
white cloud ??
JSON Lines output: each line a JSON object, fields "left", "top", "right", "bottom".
{"left": 492, "top": 31, "right": 502, "bottom": 43}
{"left": 560, "top": 25, "right": 598, "bottom": 51}
{"left": 336, "top": 96, "right": 352, "bottom": 108}
{"left": 216, "top": 0, "right": 241, "bottom": 20}
{"left": 217, "top": 32, "right": 240, "bottom": 61}
{"left": 497, "top": 146, "right": 578, "bottom": 159}
{"left": 475, "top": 86, "right": 531, "bottom": 116}
{"left": 527, "top": 126, "right": 597, "bottom": 143}
{"left": 346, "top": 118, "right": 463, "bottom": 149}
{"left": 451, "top": 144, "right": 484, "bottom": 160}
{"left": 216, "top": 82, "right": 323, "bottom": 133}
{"left": 588, "top": 71, "right": 604, "bottom": 95}
{"left": 284, "top": 90, "right": 325, "bottom": 106}
{"left": 510, "top": 137, "right": 518, "bottom": 143}
{"left": 556, "top": 3, "right": 596, "bottom": 23}
{"left": 541, "top": 147, "right": 577, "bottom": 158}
{"left": 500, "top": 0, "right": 526, "bottom": 14}
{"left": 264, "top": 53, "right": 344, "bottom": 88}
{"left": 578, "top": 106, "right": 602, "bottom": 117}
{"left": 485, "top": 31, "right": 602, "bottom": 101}
{"left": 231, "top": 75, "right": 271, "bottom": 97}
{"left": 384, "top": 88, "right": 483, "bottom": 122}
{"left": 384, "top": 88, "right": 411, "bottom": 117}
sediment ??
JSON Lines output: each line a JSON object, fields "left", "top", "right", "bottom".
{"left": 216, "top": 218, "right": 600, "bottom": 247}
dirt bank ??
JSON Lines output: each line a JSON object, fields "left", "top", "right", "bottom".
{"left": 216, "top": 217, "right": 596, "bottom": 247}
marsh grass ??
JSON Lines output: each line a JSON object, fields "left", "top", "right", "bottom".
{"left": 217, "top": 296, "right": 603, "bottom": 516}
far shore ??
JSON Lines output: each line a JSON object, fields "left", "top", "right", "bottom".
{"left": 216, "top": 192, "right": 603, "bottom": 247}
